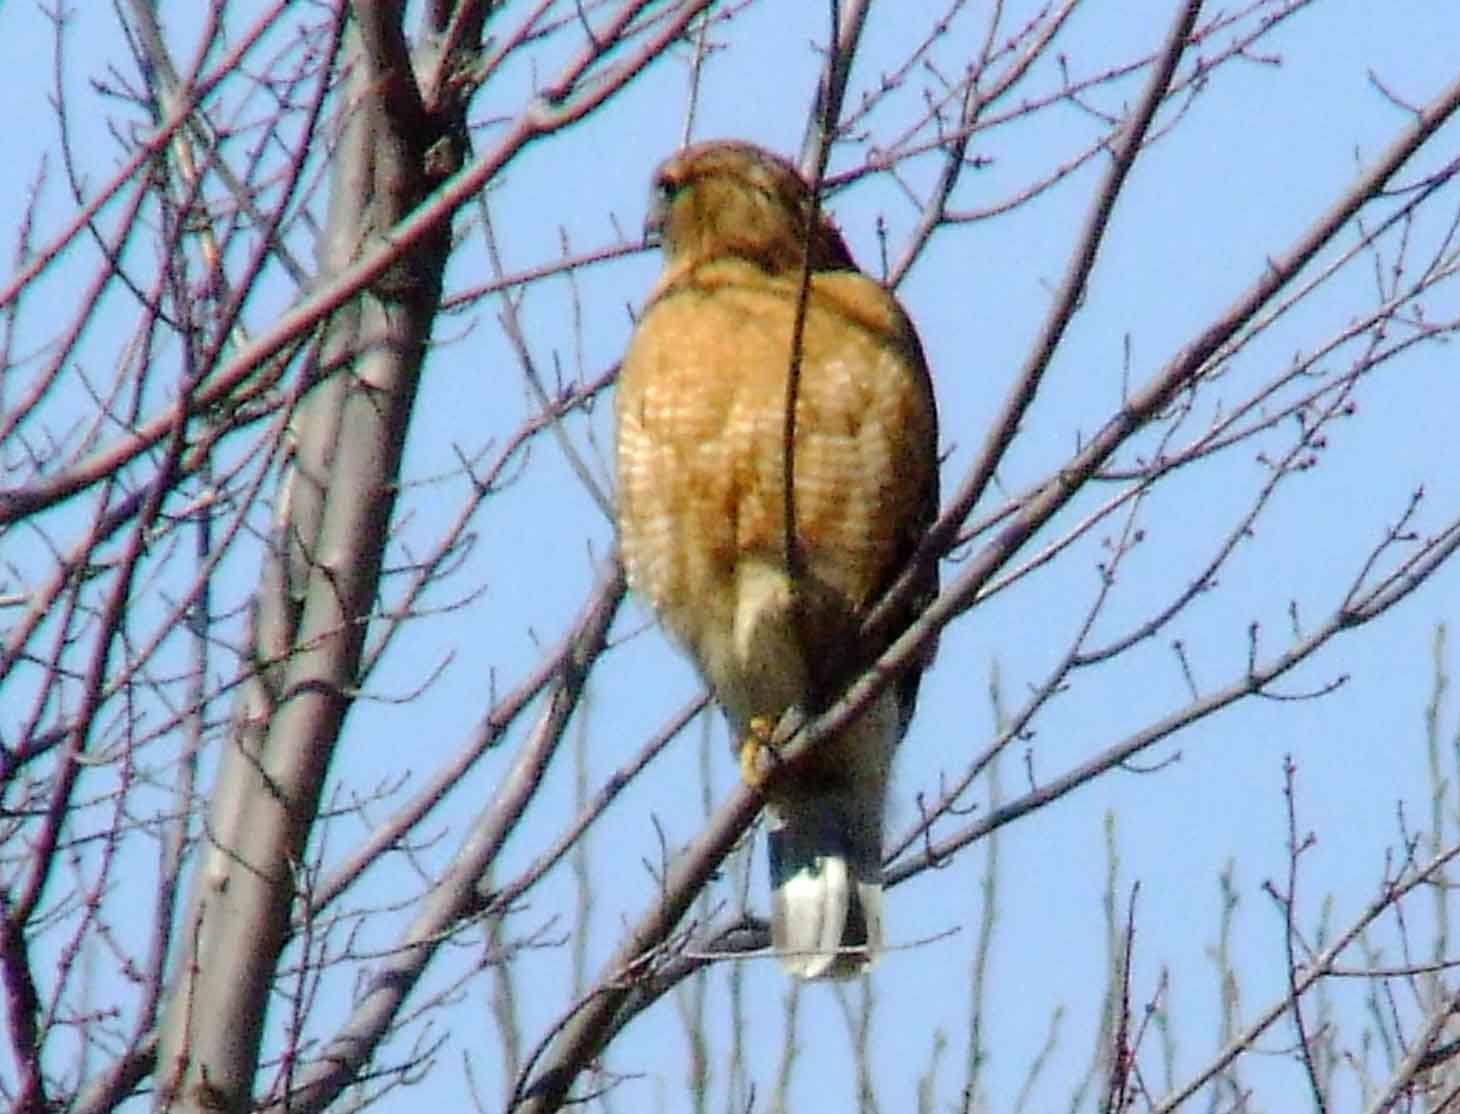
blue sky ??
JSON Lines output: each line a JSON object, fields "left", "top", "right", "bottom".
{"left": 3, "top": 1, "right": 1460, "bottom": 1110}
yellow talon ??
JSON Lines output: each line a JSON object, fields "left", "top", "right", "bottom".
{"left": 739, "top": 715, "right": 776, "bottom": 790}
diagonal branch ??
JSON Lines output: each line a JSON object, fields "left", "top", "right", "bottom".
{"left": 262, "top": 561, "right": 625, "bottom": 1114}
{"left": 862, "top": 0, "right": 1205, "bottom": 649}
{"left": 886, "top": 511, "right": 1460, "bottom": 883}
{"left": 0, "top": 0, "right": 715, "bottom": 531}
{"left": 864, "top": 58, "right": 1460, "bottom": 660}
{"left": 513, "top": 58, "right": 1460, "bottom": 1113}
{"left": 1151, "top": 844, "right": 1460, "bottom": 1114}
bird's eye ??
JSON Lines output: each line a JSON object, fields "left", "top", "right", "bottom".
{"left": 645, "top": 174, "right": 678, "bottom": 246}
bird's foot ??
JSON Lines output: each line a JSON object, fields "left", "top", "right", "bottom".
{"left": 738, "top": 715, "right": 778, "bottom": 790}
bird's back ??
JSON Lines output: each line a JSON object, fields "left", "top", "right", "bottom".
{"left": 617, "top": 257, "right": 936, "bottom": 722}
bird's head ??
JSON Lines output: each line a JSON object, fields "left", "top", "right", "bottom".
{"left": 645, "top": 141, "right": 855, "bottom": 274}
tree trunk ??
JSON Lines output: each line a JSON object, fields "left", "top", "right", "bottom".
{"left": 154, "top": 8, "right": 454, "bottom": 1109}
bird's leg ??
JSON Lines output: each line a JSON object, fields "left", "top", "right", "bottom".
{"left": 739, "top": 715, "right": 778, "bottom": 790}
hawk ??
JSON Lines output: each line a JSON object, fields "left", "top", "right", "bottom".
{"left": 616, "top": 141, "right": 939, "bottom": 979}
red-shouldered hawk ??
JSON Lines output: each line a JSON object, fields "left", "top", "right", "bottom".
{"left": 616, "top": 141, "right": 939, "bottom": 979}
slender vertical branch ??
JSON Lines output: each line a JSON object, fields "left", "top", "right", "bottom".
{"left": 798, "top": 0, "right": 871, "bottom": 169}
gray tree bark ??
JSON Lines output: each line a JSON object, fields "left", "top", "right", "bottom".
{"left": 154, "top": 6, "right": 461, "bottom": 1109}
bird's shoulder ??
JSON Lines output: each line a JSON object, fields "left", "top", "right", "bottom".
{"left": 640, "top": 257, "right": 921, "bottom": 357}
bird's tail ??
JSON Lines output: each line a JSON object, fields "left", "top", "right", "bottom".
{"left": 766, "top": 788, "right": 883, "bottom": 980}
